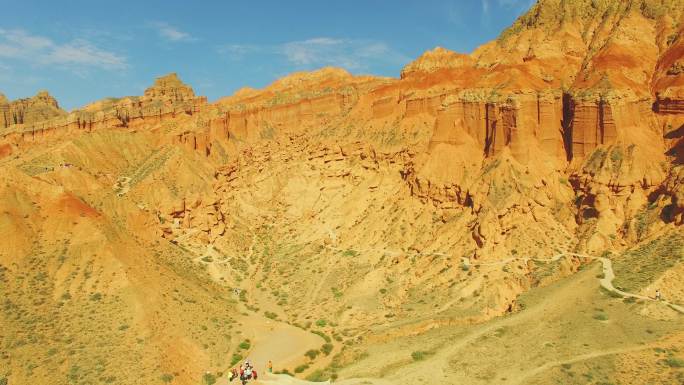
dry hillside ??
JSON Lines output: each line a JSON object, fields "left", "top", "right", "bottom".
{"left": 1, "top": 0, "right": 684, "bottom": 384}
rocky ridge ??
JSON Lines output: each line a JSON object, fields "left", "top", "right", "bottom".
{"left": 1, "top": 1, "right": 684, "bottom": 384}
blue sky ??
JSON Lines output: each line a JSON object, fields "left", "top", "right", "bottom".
{"left": 0, "top": 0, "right": 534, "bottom": 110}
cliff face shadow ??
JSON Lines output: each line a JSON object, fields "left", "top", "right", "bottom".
{"left": 664, "top": 123, "right": 684, "bottom": 139}
{"left": 561, "top": 92, "right": 574, "bottom": 162}
{"left": 665, "top": 123, "right": 684, "bottom": 164}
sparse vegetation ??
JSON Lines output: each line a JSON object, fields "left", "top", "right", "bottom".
{"left": 613, "top": 233, "right": 683, "bottom": 292}
{"left": 202, "top": 372, "right": 216, "bottom": 385}
{"left": 322, "top": 343, "right": 334, "bottom": 355}
{"left": 5, "top": 5, "right": 684, "bottom": 385}
{"left": 312, "top": 330, "right": 332, "bottom": 343}
{"left": 593, "top": 313, "right": 609, "bottom": 321}
{"left": 305, "top": 349, "right": 320, "bottom": 360}
{"left": 231, "top": 353, "right": 243, "bottom": 366}
{"left": 306, "top": 369, "right": 330, "bottom": 381}
{"left": 665, "top": 357, "right": 684, "bottom": 368}
{"left": 264, "top": 310, "right": 278, "bottom": 319}
{"left": 411, "top": 351, "right": 432, "bottom": 361}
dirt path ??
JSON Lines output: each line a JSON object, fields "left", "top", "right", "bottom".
{"left": 205, "top": 243, "right": 682, "bottom": 385}
{"left": 506, "top": 345, "right": 650, "bottom": 385}
{"left": 460, "top": 251, "right": 684, "bottom": 314}
{"left": 552, "top": 252, "right": 683, "bottom": 313}
{"left": 214, "top": 305, "right": 325, "bottom": 385}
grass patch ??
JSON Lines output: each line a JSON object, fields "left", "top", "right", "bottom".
{"left": 411, "top": 351, "right": 433, "bottom": 361}
{"left": 231, "top": 353, "right": 243, "bottom": 366}
{"left": 305, "top": 349, "right": 320, "bottom": 360}
{"left": 599, "top": 286, "right": 623, "bottom": 299}
{"left": 264, "top": 311, "right": 278, "bottom": 320}
{"left": 593, "top": 313, "right": 609, "bottom": 321}
{"left": 321, "top": 343, "right": 334, "bottom": 355}
{"left": 312, "top": 330, "right": 331, "bottom": 343}
{"left": 202, "top": 372, "right": 217, "bottom": 385}
{"left": 665, "top": 357, "right": 684, "bottom": 368}
{"left": 612, "top": 233, "right": 683, "bottom": 292}
{"left": 275, "top": 369, "right": 292, "bottom": 376}
{"left": 305, "top": 370, "right": 330, "bottom": 381}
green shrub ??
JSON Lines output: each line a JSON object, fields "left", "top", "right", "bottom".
{"left": 321, "top": 343, "right": 334, "bottom": 355}
{"left": 239, "top": 340, "right": 251, "bottom": 350}
{"left": 203, "top": 373, "right": 216, "bottom": 385}
{"left": 294, "top": 364, "right": 309, "bottom": 373}
{"left": 230, "top": 353, "right": 243, "bottom": 366}
{"left": 665, "top": 357, "right": 684, "bottom": 368}
{"left": 305, "top": 349, "right": 320, "bottom": 360}
{"left": 312, "top": 330, "right": 331, "bottom": 343}
{"left": 315, "top": 319, "right": 327, "bottom": 327}
{"left": 160, "top": 373, "right": 174, "bottom": 383}
{"left": 305, "top": 370, "right": 329, "bottom": 381}
{"left": 264, "top": 311, "right": 277, "bottom": 320}
{"left": 275, "top": 369, "right": 292, "bottom": 376}
{"left": 411, "top": 351, "right": 428, "bottom": 361}
{"left": 0, "top": 378, "right": 6, "bottom": 385}
{"left": 593, "top": 313, "right": 609, "bottom": 321}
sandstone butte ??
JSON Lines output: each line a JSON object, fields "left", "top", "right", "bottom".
{"left": 1, "top": 1, "right": 684, "bottom": 385}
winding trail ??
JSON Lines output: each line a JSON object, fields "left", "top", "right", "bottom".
{"left": 201, "top": 239, "right": 682, "bottom": 385}
{"left": 507, "top": 345, "right": 650, "bottom": 385}
{"left": 324, "top": 243, "right": 684, "bottom": 314}
{"left": 473, "top": 251, "right": 684, "bottom": 314}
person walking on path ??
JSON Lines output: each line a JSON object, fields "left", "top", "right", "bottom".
{"left": 655, "top": 289, "right": 662, "bottom": 301}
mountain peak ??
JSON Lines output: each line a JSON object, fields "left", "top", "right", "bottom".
{"left": 144, "top": 72, "right": 195, "bottom": 101}
{"left": 400, "top": 46, "right": 471, "bottom": 78}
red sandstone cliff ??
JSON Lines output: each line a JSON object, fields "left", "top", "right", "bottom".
{"left": 0, "top": 0, "right": 682, "bottom": 252}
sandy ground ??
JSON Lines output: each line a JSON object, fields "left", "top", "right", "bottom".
{"left": 216, "top": 311, "right": 325, "bottom": 385}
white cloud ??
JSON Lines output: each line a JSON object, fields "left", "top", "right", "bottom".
{"left": 44, "top": 39, "right": 127, "bottom": 69}
{"left": 0, "top": 28, "right": 127, "bottom": 71}
{"left": 482, "top": 0, "right": 490, "bottom": 15}
{"left": 218, "top": 37, "right": 408, "bottom": 72}
{"left": 151, "top": 22, "right": 195, "bottom": 42}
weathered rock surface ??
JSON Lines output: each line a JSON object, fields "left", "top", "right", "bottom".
{"left": 0, "top": 90, "right": 65, "bottom": 129}
{"left": 2, "top": 2, "right": 684, "bottom": 385}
